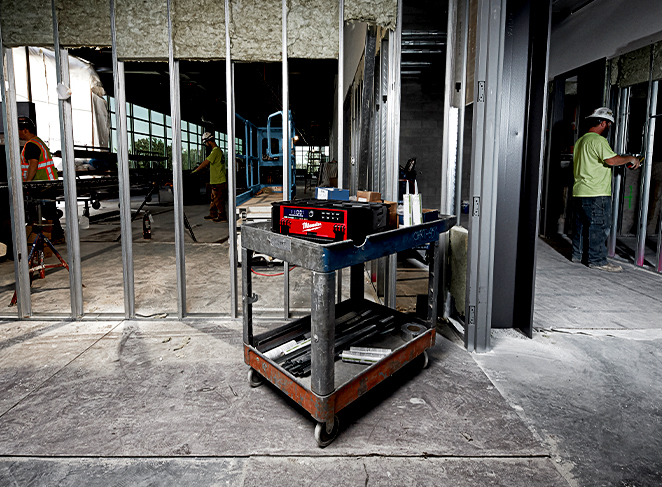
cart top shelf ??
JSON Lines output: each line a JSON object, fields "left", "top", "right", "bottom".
{"left": 241, "top": 216, "right": 456, "bottom": 272}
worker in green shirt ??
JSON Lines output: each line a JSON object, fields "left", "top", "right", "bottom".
{"left": 192, "top": 132, "right": 227, "bottom": 222}
{"left": 572, "top": 107, "right": 640, "bottom": 272}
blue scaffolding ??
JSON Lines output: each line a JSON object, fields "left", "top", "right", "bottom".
{"left": 235, "top": 110, "right": 296, "bottom": 205}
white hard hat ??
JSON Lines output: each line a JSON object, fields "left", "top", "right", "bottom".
{"left": 202, "top": 131, "right": 214, "bottom": 143}
{"left": 586, "top": 107, "right": 615, "bottom": 124}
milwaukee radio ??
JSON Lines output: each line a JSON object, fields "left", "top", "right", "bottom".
{"left": 271, "top": 199, "right": 390, "bottom": 243}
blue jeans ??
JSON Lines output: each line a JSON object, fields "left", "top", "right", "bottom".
{"left": 571, "top": 196, "right": 612, "bottom": 266}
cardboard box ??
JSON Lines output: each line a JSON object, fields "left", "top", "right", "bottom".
{"left": 315, "top": 187, "right": 350, "bottom": 201}
{"left": 357, "top": 191, "right": 382, "bottom": 202}
{"left": 383, "top": 201, "right": 399, "bottom": 229}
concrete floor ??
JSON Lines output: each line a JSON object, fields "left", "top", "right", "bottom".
{"left": 1, "top": 191, "right": 661, "bottom": 485}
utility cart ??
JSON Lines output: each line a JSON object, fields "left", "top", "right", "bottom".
{"left": 241, "top": 216, "right": 455, "bottom": 447}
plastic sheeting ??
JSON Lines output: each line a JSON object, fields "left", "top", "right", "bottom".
{"left": 13, "top": 47, "right": 109, "bottom": 170}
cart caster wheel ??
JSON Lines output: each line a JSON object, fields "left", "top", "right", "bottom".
{"left": 247, "top": 368, "right": 263, "bottom": 388}
{"left": 314, "top": 416, "right": 339, "bottom": 448}
{"left": 420, "top": 351, "right": 429, "bottom": 369}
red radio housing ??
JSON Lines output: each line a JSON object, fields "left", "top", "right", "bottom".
{"left": 271, "top": 199, "right": 389, "bottom": 243}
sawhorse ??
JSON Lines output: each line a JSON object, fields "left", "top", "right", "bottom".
{"left": 10, "top": 229, "right": 70, "bottom": 306}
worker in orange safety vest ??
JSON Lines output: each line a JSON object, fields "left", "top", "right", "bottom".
{"left": 18, "top": 117, "right": 58, "bottom": 181}
{"left": 18, "top": 116, "right": 64, "bottom": 241}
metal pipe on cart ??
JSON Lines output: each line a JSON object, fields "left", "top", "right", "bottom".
{"left": 280, "top": 311, "right": 397, "bottom": 377}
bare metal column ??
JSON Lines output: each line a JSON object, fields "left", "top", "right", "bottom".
{"left": 336, "top": 1, "right": 345, "bottom": 302}
{"left": 52, "top": 1, "right": 83, "bottom": 318}
{"left": 441, "top": 0, "right": 458, "bottom": 216}
{"left": 225, "top": 0, "right": 238, "bottom": 318}
{"left": 110, "top": 0, "right": 135, "bottom": 318}
{"left": 608, "top": 87, "right": 629, "bottom": 258}
{"left": 465, "top": 0, "right": 507, "bottom": 353}
{"left": 166, "top": 0, "right": 187, "bottom": 318}
{"left": 636, "top": 78, "right": 658, "bottom": 267}
{"left": 454, "top": 0, "right": 470, "bottom": 220}
{"left": 385, "top": 0, "right": 402, "bottom": 309}
{"left": 337, "top": 0, "right": 344, "bottom": 188}
{"left": 0, "top": 44, "right": 31, "bottom": 317}
{"left": 282, "top": 0, "right": 290, "bottom": 319}
{"left": 311, "top": 271, "right": 336, "bottom": 396}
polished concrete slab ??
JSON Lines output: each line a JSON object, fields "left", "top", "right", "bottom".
{"left": 0, "top": 316, "right": 568, "bottom": 485}
{"left": 0, "top": 319, "right": 546, "bottom": 458}
{"left": 3, "top": 216, "right": 660, "bottom": 485}
{"left": 0, "top": 456, "right": 567, "bottom": 486}
{"left": 473, "top": 238, "right": 662, "bottom": 487}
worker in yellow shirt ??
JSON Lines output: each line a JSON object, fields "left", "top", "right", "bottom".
{"left": 572, "top": 107, "right": 640, "bottom": 272}
{"left": 192, "top": 132, "right": 227, "bottom": 222}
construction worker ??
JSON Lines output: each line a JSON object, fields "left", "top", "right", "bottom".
{"left": 571, "top": 107, "right": 640, "bottom": 272}
{"left": 17, "top": 116, "right": 65, "bottom": 242}
{"left": 192, "top": 132, "right": 227, "bottom": 222}
{"left": 18, "top": 117, "right": 58, "bottom": 182}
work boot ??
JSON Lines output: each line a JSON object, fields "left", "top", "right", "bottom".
{"left": 213, "top": 217, "right": 227, "bottom": 223}
{"left": 588, "top": 262, "right": 623, "bottom": 272}
{"left": 204, "top": 215, "right": 216, "bottom": 220}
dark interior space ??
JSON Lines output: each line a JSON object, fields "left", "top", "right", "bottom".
{"left": 70, "top": 48, "right": 337, "bottom": 148}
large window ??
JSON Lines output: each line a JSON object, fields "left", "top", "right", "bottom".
{"left": 108, "top": 97, "right": 225, "bottom": 171}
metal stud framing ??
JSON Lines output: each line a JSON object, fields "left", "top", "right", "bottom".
{"left": 454, "top": 0, "right": 470, "bottom": 222}
{"left": 282, "top": 0, "right": 290, "bottom": 320}
{"left": 337, "top": 0, "right": 345, "bottom": 303}
{"left": 635, "top": 64, "right": 658, "bottom": 268}
{"left": 465, "top": 0, "right": 507, "bottom": 353}
{"left": 110, "top": 0, "right": 135, "bottom": 319}
{"left": 0, "top": 40, "right": 31, "bottom": 317}
{"left": 52, "top": 0, "right": 84, "bottom": 318}
{"left": 385, "top": 0, "right": 402, "bottom": 310}
{"left": 166, "top": 0, "right": 187, "bottom": 319}
{"left": 225, "top": 0, "right": 239, "bottom": 318}
{"left": 608, "top": 87, "right": 629, "bottom": 258}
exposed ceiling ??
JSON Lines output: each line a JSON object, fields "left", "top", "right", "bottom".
{"left": 71, "top": 47, "right": 338, "bottom": 148}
